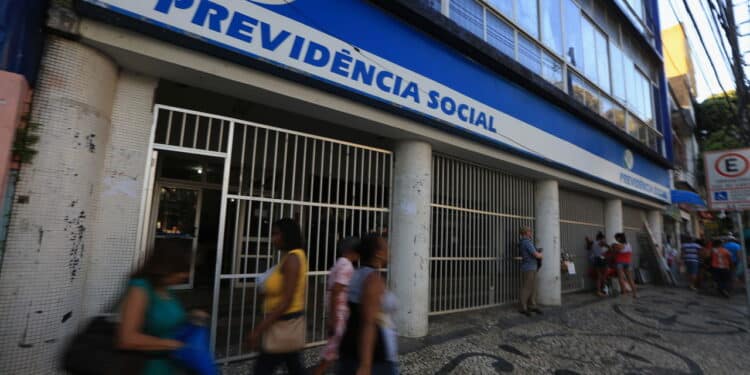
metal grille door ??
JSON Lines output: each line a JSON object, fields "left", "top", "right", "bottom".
{"left": 149, "top": 106, "right": 392, "bottom": 363}
{"left": 559, "top": 190, "right": 605, "bottom": 293}
{"left": 430, "top": 154, "right": 534, "bottom": 315}
{"left": 623, "top": 205, "right": 647, "bottom": 266}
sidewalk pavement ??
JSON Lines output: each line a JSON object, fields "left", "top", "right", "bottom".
{"left": 227, "top": 286, "right": 750, "bottom": 374}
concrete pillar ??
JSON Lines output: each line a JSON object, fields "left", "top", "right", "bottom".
{"left": 534, "top": 179, "right": 560, "bottom": 306}
{"left": 389, "top": 140, "right": 431, "bottom": 337}
{"left": 83, "top": 71, "right": 158, "bottom": 318}
{"left": 648, "top": 210, "right": 664, "bottom": 249}
{"left": 0, "top": 36, "right": 117, "bottom": 373}
{"left": 605, "top": 199, "right": 623, "bottom": 244}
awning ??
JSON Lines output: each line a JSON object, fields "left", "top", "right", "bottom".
{"left": 671, "top": 189, "right": 706, "bottom": 207}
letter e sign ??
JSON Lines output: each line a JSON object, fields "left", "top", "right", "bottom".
{"left": 715, "top": 153, "right": 750, "bottom": 178}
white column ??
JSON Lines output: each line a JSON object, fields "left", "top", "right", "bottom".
{"left": 605, "top": 199, "right": 623, "bottom": 244}
{"left": 648, "top": 210, "right": 664, "bottom": 249}
{"left": 534, "top": 179, "right": 560, "bottom": 306}
{"left": 389, "top": 140, "right": 431, "bottom": 337}
{"left": 0, "top": 36, "right": 117, "bottom": 373}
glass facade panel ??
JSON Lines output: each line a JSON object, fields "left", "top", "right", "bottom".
{"left": 571, "top": 73, "right": 600, "bottom": 113}
{"left": 563, "top": 0, "right": 582, "bottom": 67}
{"left": 450, "top": 0, "right": 483, "bottom": 37}
{"left": 581, "top": 17, "right": 598, "bottom": 84}
{"left": 610, "top": 44, "right": 626, "bottom": 102}
{"left": 519, "top": 35, "right": 542, "bottom": 74}
{"left": 518, "top": 0, "right": 539, "bottom": 38}
{"left": 542, "top": 51, "right": 564, "bottom": 88}
{"left": 595, "top": 31, "right": 610, "bottom": 93}
{"left": 428, "top": 0, "right": 442, "bottom": 11}
{"left": 487, "top": 0, "right": 512, "bottom": 18}
{"left": 540, "top": 0, "right": 562, "bottom": 55}
{"left": 487, "top": 11, "right": 515, "bottom": 57}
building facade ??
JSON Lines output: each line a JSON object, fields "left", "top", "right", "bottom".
{"left": 0, "top": 0, "right": 672, "bottom": 371}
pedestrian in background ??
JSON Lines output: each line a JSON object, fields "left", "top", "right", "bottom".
{"left": 711, "top": 239, "right": 733, "bottom": 298}
{"left": 681, "top": 236, "right": 702, "bottom": 291}
{"left": 587, "top": 232, "right": 609, "bottom": 297}
{"left": 339, "top": 233, "right": 399, "bottom": 375}
{"left": 247, "top": 218, "right": 308, "bottom": 374}
{"left": 723, "top": 236, "right": 743, "bottom": 289}
{"left": 518, "top": 226, "right": 543, "bottom": 316}
{"left": 612, "top": 232, "right": 637, "bottom": 299}
{"left": 313, "top": 237, "right": 361, "bottom": 375}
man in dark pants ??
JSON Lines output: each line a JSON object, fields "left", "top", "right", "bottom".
{"left": 519, "top": 226, "right": 543, "bottom": 316}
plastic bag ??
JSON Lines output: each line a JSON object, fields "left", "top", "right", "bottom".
{"left": 172, "top": 323, "right": 218, "bottom": 375}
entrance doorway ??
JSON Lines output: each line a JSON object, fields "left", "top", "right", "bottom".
{"left": 148, "top": 151, "right": 223, "bottom": 309}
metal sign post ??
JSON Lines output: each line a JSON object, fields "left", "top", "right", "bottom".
{"left": 734, "top": 211, "right": 750, "bottom": 321}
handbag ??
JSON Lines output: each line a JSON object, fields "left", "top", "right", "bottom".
{"left": 62, "top": 316, "right": 156, "bottom": 375}
{"left": 262, "top": 312, "right": 306, "bottom": 353}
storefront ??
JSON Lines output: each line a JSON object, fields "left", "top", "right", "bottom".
{"left": 0, "top": 0, "right": 674, "bottom": 370}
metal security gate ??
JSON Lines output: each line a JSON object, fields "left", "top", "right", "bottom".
{"left": 623, "top": 205, "right": 647, "bottom": 267}
{"left": 146, "top": 105, "right": 392, "bottom": 363}
{"left": 559, "top": 190, "right": 605, "bottom": 293}
{"left": 429, "top": 154, "right": 534, "bottom": 315}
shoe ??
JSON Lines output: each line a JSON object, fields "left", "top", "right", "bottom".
{"left": 519, "top": 310, "right": 532, "bottom": 317}
{"left": 530, "top": 308, "right": 543, "bottom": 314}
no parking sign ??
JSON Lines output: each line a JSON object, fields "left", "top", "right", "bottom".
{"left": 704, "top": 148, "right": 750, "bottom": 210}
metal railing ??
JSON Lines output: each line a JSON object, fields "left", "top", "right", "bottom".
{"left": 429, "top": 154, "right": 534, "bottom": 314}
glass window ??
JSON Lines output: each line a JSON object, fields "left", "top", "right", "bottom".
{"left": 428, "top": 0, "right": 441, "bottom": 11}
{"left": 542, "top": 51, "right": 564, "bottom": 89}
{"left": 595, "top": 31, "right": 610, "bottom": 93}
{"left": 563, "top": 0, "right": 582, "bottom": 67}
{"left": 581, "top": 17, "right": 598, "bottom": 83}
{"left": 518, "top": 0, "right": 539, "bottom": 38}
{"left": 570, "top": 73, "right": 600, "bottom": 113}
{"left": 540, "top": 0, "right": 562, "bottom": 55}
{"left": 624, "top": 57, "right": 637, "bottom": 112}
{"left": 627, "top": 0, "right": 644, "bottom": 20}
{"left": 518, "top": 35, "right": 542, "bottom": 74}
{"left": 487, "top": 11, "right": 515, "bottom": 57}
{"left": 450, "top": 0, "right": 483, "bottom": 38}
{"left": 610, "top": 44, "right": 626, "bottom": 102}
{"left": 486, "top": 0, "right": 512, "bottom": 18}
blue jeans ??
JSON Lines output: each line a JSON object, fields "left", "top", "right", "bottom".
{"left": 337, "top": 358, "right": 398, "bottom": 375}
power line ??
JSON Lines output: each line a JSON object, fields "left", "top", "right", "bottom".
{"left": 705, "top": 0, "right": 736, "bottom": 74}
{"left": 668, "top": 0, "right": 735, "bottom": 109}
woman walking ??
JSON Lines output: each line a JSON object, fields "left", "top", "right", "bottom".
{"left": 338, "top": 233, "right": 398, "bottom": 375}
{"left": 117, "top": 245, "right": 191, "bottom": 375}
{"left": 612, "top": 232, "right": 637, "bottom": 299}
{"left": 247, "top": 218, "right": 308, "bottom": 374}
{"left": 313, "top": 237, "right": 361, "bottom": 375}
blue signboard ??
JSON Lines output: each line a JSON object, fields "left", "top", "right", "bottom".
{"left": 81, "top": 0, "right": 671, "bottom": 202}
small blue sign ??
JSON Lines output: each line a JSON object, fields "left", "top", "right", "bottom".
{"left": 714, "top": 192, "right": 729, "bottom": 201}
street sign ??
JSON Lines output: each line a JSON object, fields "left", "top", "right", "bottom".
{"left": 704, "top": 148, "right": 750, "bottom": 210}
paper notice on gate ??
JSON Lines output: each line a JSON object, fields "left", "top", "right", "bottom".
{"left": 566, "top": 262, "right": 576, "bottom": 275}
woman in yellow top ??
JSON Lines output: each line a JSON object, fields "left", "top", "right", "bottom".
{"left": 247, "top": 218, "right": 308, "bottom": 374}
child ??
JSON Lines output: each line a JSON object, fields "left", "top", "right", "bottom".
{"left": 312, "top": 237, "right": 360, "bottom": 375}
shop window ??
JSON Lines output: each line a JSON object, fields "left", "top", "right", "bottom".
{"left": 450, "top": 0, "right": 483, "bottom": 38}
{"left": 486, "top": 11, "right": 515, "bottom": 57}
{"left": 540, "top": 0, "right": 562, "bottom": 55}
{"left": 517, "top": 0, "right": 538, "bottom": 38}
{"left": 563, "top": 0, "right": 582, "bottom": 67}
{"left": 519, "top": 35, "right": 542, "bottom": 74}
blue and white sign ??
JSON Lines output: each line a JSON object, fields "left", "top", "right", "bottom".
{"left": 82, "top": 0, "right": 671, "bottom": 202}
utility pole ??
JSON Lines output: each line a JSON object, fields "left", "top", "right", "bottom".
{"left": 721, "top": 0, "right": 750, "bottom": 144}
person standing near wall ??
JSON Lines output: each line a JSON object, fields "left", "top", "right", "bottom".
{"left": 518, "top": 226, "right": 543, "bottom": 316}
{"left": 612, "top": 233, "right": 637, "bottom": 299}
